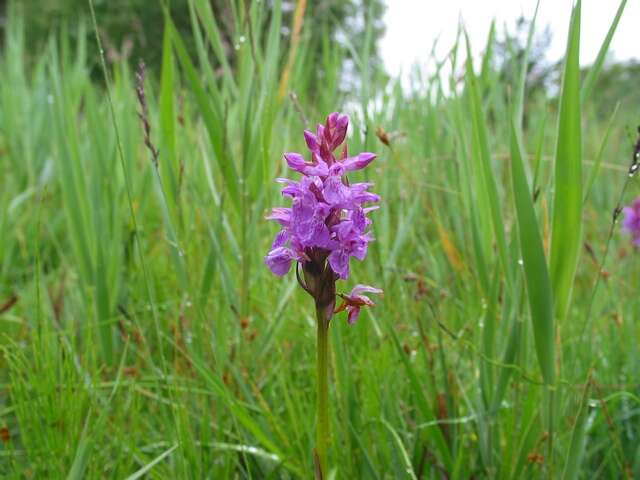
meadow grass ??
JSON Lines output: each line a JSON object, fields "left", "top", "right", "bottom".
{"left": 0, "top": 0, "right": 639, "bottom": 478}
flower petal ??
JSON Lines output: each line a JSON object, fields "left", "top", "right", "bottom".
{"left": 304, "top": 130, "right": 319, "bottom": 152}
{"left": 347, "top": 305, "right": 361, "bottom": 324}
{"left": 271, "top": 229, "right": 289, "bottom": 249}
{"left": 342, "top": 152, "right": 376, "bottom": 171}
{"left": 323, "top": 176, "right": 350, "bottom": 206}
{"left": 284, "top": 152, "right": 308, "bottom": 173}
{"left": 351, "top": 284, "right": 383, "bottom": 297}
{"left": 331, "top": 115, "right": 349, "bottom": 150}
{"left": 266, "top": 207, "right": 291, "bottom": 226}
{"left": 328, "top": 249, "right": 350, "bottom": 279}
{"left": 264, "top": 247, "right": 294, "bottom": 276}
{"left": 351, "top": 208, "right": 367, "bottom": 232}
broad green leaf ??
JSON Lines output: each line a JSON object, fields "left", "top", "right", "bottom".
{"left": 550, "top": 0, "right": 582, "bottom": 321}
{"left": 465, "top": 34, "right": 512, "bottom": 290}
{"left": 510, "top": 119, "right": 555, "bottom": 384}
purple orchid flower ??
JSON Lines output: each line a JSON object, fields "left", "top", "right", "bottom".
{"left": 622, "top": 198, "right": 640, "bottom": 246}
{"left": 265, "top": 112, "right": 382, "bottom": 323}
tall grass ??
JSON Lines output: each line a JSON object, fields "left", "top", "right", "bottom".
{"left": 0, "top": 0, "right": 638, "bottom": 478}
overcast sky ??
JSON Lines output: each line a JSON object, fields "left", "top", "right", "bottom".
{"left": 381, "top": 0, "right": 639, "bottom": 78}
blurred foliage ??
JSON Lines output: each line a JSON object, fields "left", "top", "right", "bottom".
{"left": 492, "top": 15, "right": 639, "bottom": 128}
{"left": 0, "top": 0, "right": 192, "bottom": 71}
{"left": 493, "top": 16, "right": 557, "bottom": 101}
{"left": 0, "top": 0, "right": 385, "bottom": 84}
{"left": 590, "top": 59, "right": 640, "bottom": 122}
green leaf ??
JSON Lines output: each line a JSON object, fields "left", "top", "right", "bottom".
{"left": 381, "top": 419, "right": 418, "bottom": 480}
{"left": 510, "top": 119, "right": 555, "bottom": 384}
{"left": 159, "top": 19, "right": 180, "bottom": 204}
{"left": 513, "top": 0, "right": 540, "bottom": 128}
{"left": 549, "top": 0, "right": 582, "bottom": 322}
{"left": 584, "top": 102, "right": 620, "bottom": 204}
{"left": 562, "top": 376, "right": 592, "bottom": 480}
{"left": 388, "top": 327, "right": 453, "bottom": 471}
{"left": 66, "top": 418, "right": 92, "bottom": 480}
{"left": 465, "top": 34, "right": 512, "bottom": 290}
{"left": 125, "top": 444, "right": 178, "bottom": 480}
{"left": 581, "top": 0, "right": 628, "bottom": 104}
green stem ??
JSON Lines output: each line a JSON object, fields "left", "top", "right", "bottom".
{"left": 315, "top": 307, "right": 330, "bottom": 478}
{"left": 546, "top": 386, "right": 555, "bottom": 477}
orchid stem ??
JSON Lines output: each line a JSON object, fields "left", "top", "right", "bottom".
{"left": 315, "top": 306, "right": 330, "bottom": 478}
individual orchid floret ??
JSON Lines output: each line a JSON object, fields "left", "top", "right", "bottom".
{"left": 335, "top": 285, "right": 383, "bottom": 324}
{"left": 284, "top": 152, "right": 329, "bottom": 177}
{"left": 622, "top": 198, "right": 640, "bottom": 246}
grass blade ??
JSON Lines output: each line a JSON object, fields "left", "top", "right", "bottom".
{"left": 381, "top": 419, "right": 418, "bottom": 480}
{"left": 125, "top": 444, "right": 178, "bottom": 480}
{"left": 581, "top": 0, "right": 627, "bottom": 104}
{"left": 549, "top": 0, "right": 582, "bottom": 321}
{"left": 510, "top": 119, "right": 554, "bottom": 384}
{"left": 583, "top": 102, "right": 620, "bottom": 204}
{"left": 562, "top": 376, "right": 592, "bottom": 480}
{"left": 465, "top": 33, "right": 511, "bottom": 289}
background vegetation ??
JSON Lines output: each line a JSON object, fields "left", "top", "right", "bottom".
{"left": 0, "top": 0, "right": 638, "bottom": 478}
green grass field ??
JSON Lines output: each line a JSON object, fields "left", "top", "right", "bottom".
{"left": 1, "top": 0, "right": 639, "bottom": 478}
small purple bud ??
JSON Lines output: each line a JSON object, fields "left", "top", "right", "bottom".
{"left": 331, "top": 114, "right": 349, "bottom": 149}
{"left": 304, "top": 130, "right": 319, "bottom": 152}
{"left": 336, "top": 114, "right": 349, "bottom": 130}
{"left": 326, "top": 112, "right": 339, "bottom": 128}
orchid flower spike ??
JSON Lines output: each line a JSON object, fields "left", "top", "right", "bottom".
{"left": 264, "top": 112, "right": 382, "bottom": 322}
{"left": 264, "top": 112, "right": 383, "bottom": 477}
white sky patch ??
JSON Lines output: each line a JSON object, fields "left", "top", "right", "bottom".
{"left": 381, "top": 0, "right": 639, "bottom": 80}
